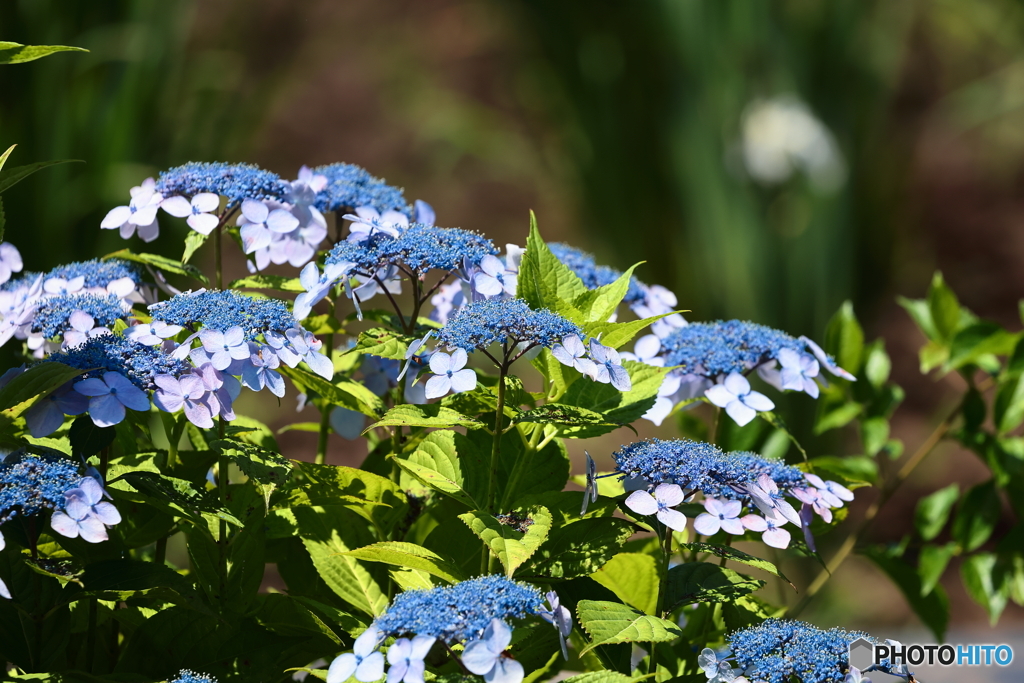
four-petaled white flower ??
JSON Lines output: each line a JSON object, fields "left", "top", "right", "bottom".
{"left": 237, "top": 199, "right": 300, "bottom": 254}
{"left": 327, "top": 625, "right": 385, "bottom": 683}
{"left": 199, "top": 326, "right": 251, "bottom": 371}
{"left": 744, "top": 472, "right": 802, "bottom": 526}
{"left": 473, "top": 255, "right": 518, "bottom": 298}
{"left": 345, "top": 207, "right": 408, "bottom": 242}
{"left": 424, "top": 349, "right": 476, "bottom": 399}
{"left": 777, "top": 348, "right": 821, "bottom": 398}
{"left": 385, "top": 635, "right": 435, "bottom": 683}
{"left": 698, "top": 648, "right": 739, "bottom": 683}
{"left": 161, "top": 192, "right": 221, "bottom": 234}
{"left": 705, "top": 372, "right": 774, "bottom": 427}
{"left": 462, "top": 619, "right": 524, "bottom": 683}
{"left": 62, "top": 310, "right": 112, "bottom": 349}
{"left": 551, "top": 335, "right": 597, "bottom": 376}
{"left": 625, "top": 483, "right": 687, "bottom": 531}
{"left": 804, "top": 473, "right": 854, "bottom": 508}
{"left": 740, "top": 509, "right": 791, "bottom": 549}
{"left": 693, "top": 498, "right": 745, "bottom": 536}
{"left": 125, "top": 320, "right": 184, "bottom": 346}
{"left": 51, "top": 477, "right": 122, "bottom": 544}
{"left": 73, "top": 371, "right": 151, "bottom": 427}
{"left": 0, "top": 242, "right": 23, "bottom": 286}
{"left": 101, "top": 178, "right": 163, "bottom": 242}
{"left": 588, "top": 339, "right": 631, "bottom": 391}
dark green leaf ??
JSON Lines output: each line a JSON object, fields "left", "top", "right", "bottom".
{"left": 0, "top": 42, "right": 88, "bottom": 64}
{"left": 518, "top": 211, "right": 588, "bottom": 311}
{"left": 662, "top": 562, "right": 765, "bottom": 611}
{"left": 367, "top": 404, "right": 484, "bottom": 431}
{"left": 68, "top": 416, "right": 116, "bottom": 457}
{"left": 0, "top": 362, "right": 84, "bottom": 417}
{"left": 952, "top": 480, "right": 1001, "bottom": 552}
{"left": 0, "top": 159, "right": 82, "bottom": 195}
{"left": 678, "top": 542, "right": 793, "bottom": 587}
{"left": 576, "top": 600, "right": 681, "bottom": 654}
{"left": 915, "top": 484, "right": 959, "bottom": 541}
{"left": 946, "top": 322, "right": 1016, "bottom": 370}
{"left": 519, "top": 517, "right": 636, "bottom": 579}
{"left": 281, "top": 366, "right": 384, "bottom": 417}
{"left": 104, "top": 249, "right": 209, "bottom": 285}
{"left": 960, "top": 553, "right": 1008, "bottom": 625}
{"left": 919, "top": 543, "right": 957, "bottom": 596}
{"left": 513, "top": 403, "right": 631, "bottom": 437}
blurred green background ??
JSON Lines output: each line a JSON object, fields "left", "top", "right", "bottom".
{"left": 3, "top": 0, "right": 1023, "bottom": 637}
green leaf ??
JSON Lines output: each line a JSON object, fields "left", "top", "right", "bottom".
{"left": 813, "top": 402, "right": 862, "bottom": 435}
{"left": 518, "top": 212, "right": 588, "bottom": 311}
{"left": 662, "top": 563, "right": 765, "bottom": 611}
{"left": 590, "top": 553, "right": 660, "bottom": 615}
{"left": 293, "top": 505, "right": 389, "bottom": 616}
{"left": 919, "top": 543, "right": 957, "bottom": 596}
{"left": 0, "top": 196, "right": 5, "bottom": 243}
{"left": 513, "top": 403, "right": 631, "bottom": 437}
{"left": 519, "top": 517, "right": 637, "bottom": 579}
{"left": 104, "top": 249, "right": 209, "bottom": 285}
{"left": 344, "top": 542, "right": 465, "bottom": 584}
{"left": 349, "top": 327, "right": 417, "bottom": 360}
{"left": 0, "top": 145, "right": 14, "bottom": 174}
{"left": 68, "top": 415, "right": 116, "bottom": 457}
{"left": 677, "top": 542, "right": 793, "bottom": 588}
{"left": 575, "top": 600, "right": 682, "bottom": 654}
{"left": 561, "top": 361, "right": 669, "bottom": 434}
{"left": 459, "top": 506, "right": 552, "bottom": 578}
{"left": 367, "top": 404, "right": 484, "bottom": 431}
{"left": 561, "top": 672, "right": 655, "bottom": 683}
{"left": 181, "top": 230, "right": 210, "bottom": 264}
{"left": 211, "top": 438, "right": 292, "bottom": 506}
{"left": 860, "top": 417, "right": 890, "bottom": 457}
{"left": 863, "top": 341, "right": 892, "bottom": 388}
{"left": 898, "top": 296, "right": 938, "bottom": 341}
{"left": 0, "top": 159, "right": 83, "bottom": 196}
{"left": 928, "top": 271, "right": 961, "bottom": 340}
{"left": 229, "top": 274, "right": 304, "bottom": 292}
{"left": 573, "top": 263, "right": 642, "bottom": 323}
{"left": 281, "top": 366, "right": 384, "bottom": 417}
{"left": 808, "top": 455, "right": 878, "bottom": 486}
{"left": 0, "top": 362, "right": 84, "bottom": 417}
{"left": 296, "top": 462, "right": 408, "bottom": 533}
{"left": 960, "top": 553, "right": 1008, "bottom": 625}
{"left": 582, "top": 312, "right": 675, "bottom": 350}
{"left": 393, "top": 430, "right": 483, "bottom": 508}
{"left": 994, "top": 376, "right": 1024, "bottom": 434}
{"left": 952, "top": 480, "right": 1001, "bottom": 552}
{"left": 946, "top": 322, "right": 1016, "bottom": 370}
{"left": 0, "top": 42, "right": 88, "bottom": 64}
{"left": 862, "top": 546, "right": 949, "bottom": 641}
{"left": 824, "top": 301, "right": 864, "bottom": 375}
{"left": 109, "top": 470, "right": 242, "bottom": 528}
{"left": 915, "top": 483, "right": 959, "bottom": 541}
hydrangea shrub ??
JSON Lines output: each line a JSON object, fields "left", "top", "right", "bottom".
{"left": 0, "top": 158, "right": 1014, "bottom": 683}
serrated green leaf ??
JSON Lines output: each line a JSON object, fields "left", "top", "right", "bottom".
{"left": 104, "top": 249, "right": 209, "bottom": 285}
{"left": 229, "top": 273, "right": 304, "bottom": 292}
{"left": 519, "top": 517, "right": 636, "bottom": 579}
{"left": 582, "top": 312, "right": 676, "bottom": 350}
{"left": 296, "top": 462, "right": 408, "bottom": 533}
{"left": 573, "top": 263, "right": 642, "bottom": 323}
{"left": 513, "top": 403, "right": 629, "bottom": 437}
{"left": 576, "top": 600, "right": 682, "bottom": 654}
{"left": 662, "top": 562, "right": 765, "bottom": 610}
{"left": 590, "top": 553, "right": 660, "bottom": 615}
{"left": 181, "top": 230, "right": 210, "bottom": 264}
{"left": 347, "top": 327, "right": 417, "bottom": 360}
{"left": 915, "top": 483, "right": 959, "bottom": 541}
{"left": 518, "top": 212, "right": 588, "bottom": 310}
{"left": 678, "top": 542, "right": 793, "bottom": 587}
{"left": 368, "top": 404, "right": 484, "bottom": 431}
{"left": 460, "top": 506, "right": 552, "bottom": 578}
{"left": 0, "top": 42, "right": 88, "bottom": 64}
{"left": 393, "top": 430, "right": 482, "bottom": 508}
{"left": 561, "top": 671, "right": 655, "bottom": 683}
{"left": 344, "top": 542, "right": 465, "bottom": 584}
{"left": 0, "top": 158, "right": 82, "bottom": 195}
{"left": 561, "top": 361, "right": 669, "bottom": 435}
{"left": 281, "top": 365, "right": 384, "bottom": 417}
{"left": 0, "top": 362, "right": 84, "bottom": 417}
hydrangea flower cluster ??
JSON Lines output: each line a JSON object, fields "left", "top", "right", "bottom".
{"left": 0, "top": 258, "right": 150, "bottom": 355}
{"left": 625, "top": 320, "right": 855, "bottom": 427}
{"left": 327, "top": 577, "right": 569, "bottom": 683}
{"left": 311, "top": 162, "right": 412, "bottom": 216}
{"left": 169, "top": 670, "right": 218, "bottom": 683}
{"left": 700, "top": 619, "right": 880, "bottom": 683}
{"left": 586, "top": 439, "right": 854, "bottom": 550}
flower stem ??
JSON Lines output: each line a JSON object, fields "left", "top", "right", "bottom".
{"left": 214, "top": 221, "right": 223, "bottom": 290}
{"left": 316, "top": 305, "right": 336, "bottom": 465}
{"left": 86, "top": 597, "right": 98, "bottom": 672}
{"left": 217, "top": 417, "right": 228, "bottom": 604}
{"left": 486, "top": 364, "right": 508, "bottom": 514}
{"left": 656, "top": 523, "right": 674, "bottom": 617}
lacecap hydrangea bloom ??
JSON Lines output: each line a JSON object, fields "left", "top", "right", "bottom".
{"left": 311, "top": 162, "right": 411, "bottom": 215}
{"left": 169, "top": 670, "right": 218, "bottom": 683}
{"left": 584, "top": 439, "right": 855, "bottom": 550}
{"left": 328, "top": 577, "right": 568, "bottom": 683}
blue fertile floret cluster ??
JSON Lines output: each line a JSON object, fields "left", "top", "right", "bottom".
{"left": 437, "top": 298, "right": 582, "bottom": 353}
{"left": 374, "top": 575, "right": 543, "bottom": 643}
{"left": 0, "top": 452, "right": 82, "bottom": 524}
{"left": 169, "top": 670, "right": 218, "bottom": 683}
{"left": 728, "top": 619, "right": 871, "bottom": 683}
{"left": 155, "top": 162, "right": 290, "bottom": 207}
{"left": 326, "top": 225, "right": 497, "bottom": 275}
{"left": 612, "top": 438, "right": 805, "bottom": 498}
{"left": 44, "top": 259, "right": 144, "bottom": 289}
{"left": 660, "top": 320, "right": 806, "bottom": 376}
{"left": 32, "top": 294, "right": 125, "bottom": 337}
{"left": 45, "top": 335, "right": 191, "bottom": 390}
{"left": 312, "top": 162, "right": 411, "bottom": 215}
{"left": 148, "top": 290, "right": 297, "bottom": 339}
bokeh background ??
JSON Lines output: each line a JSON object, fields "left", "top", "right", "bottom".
{"left": 3, "top": 0, "right": 1023, "bottom": 672}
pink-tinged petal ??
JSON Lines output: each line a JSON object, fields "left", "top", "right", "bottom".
{"left": 657, "top": 507, "right": 687, "bottom": 531}
{"left": 178, "top": 374, "right": 205, "bottom": 399}
{"left": 704, "top": 385, "right": 735, "bottom": 408}
{"left": 720, "top": 518, "right": 746, "bottom": 535}
{"left": 74, "top": 378, "right": 111, "bottom": 397}
{"left": 101, "top": 206, "right": 132, "bottom": 229}
{"left": 815, "top": 504, "right": 833, "bottom": 524}
{"left": 69, "top": 310, "right": 95, "bottom": 333}
{"left": 762, "top": 527, "right": 791, "bottom": 549}
{"left": 241, "top": 198, "right": 268, "bottom": 224}
{"left": 92, "top": 501, "right": 122, "bottom": 526}
{"left": 449, "top": 368, "right": 477, "bottom": 393}
{"left": 88, "top": 394, "right": 126, "bottom": 427}
{"left": 266, "top": 209, "right": 300, "bottom": 234}
{"left": 239, "top": 224, "right": 272, "bottom": 253}
{"left": 803, "top": 473, "right": 826, "bottom": 489}
{"left": 828, "top": 481, "right": 855, "bottom": 502}
{"left": 188, "top": 212, "right": 220, "bottom": 235}
{"left": 693, "top": 513, "right": 721, "bottom": 536}
{"left": 64, "top": 492, "right": 91, "bottom": 520}
{"left": 424, "top": 375, "right": 451, "bottom": 400}
{"left": 160, "top": 196, "right": 192, "bottom": 218}
{"left": 625, "top": 490, "right": 659, "bottom": 516}
{"left": 50, "top": 511, "right": 81, "bottom": 538}
{"left": 757, "top": 473, "right": 777, "bottom": 495}
{"left": 741, "top": 514, "right": 768, "bottom": 532}
{"left": 723, "top": 372, "right": 751, "bottom": 396}
{"left": 703, "top": 497, "right": 726, "bottom": 516}
{"left": 304, "top": 349, "right": 334, "bottom": 379}
{"left": 192, "top": 192, "right": 220, "bottom": 213}
{"left": 79, "top": 477, "right": 105, "bottom": 506}
{"left": 724, "top": 399, "right": 756, "bottom": 427}
{"left": 654, "top": 483, "right": 684, "bottom": 507}
{"left": 741, "top": 390, "right": 775, "bottom": 412}
{"left": 77, "top": 515, "right": 110, "bottom": 543}
{"left": 429, "top": 352, "right": 451, "bottom": 375}
{"left": 721, "top": 499, "right": 742, "bottom": 518}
